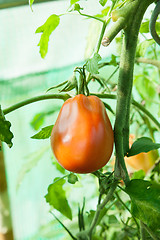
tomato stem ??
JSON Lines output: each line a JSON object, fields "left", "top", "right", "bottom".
{"left": 88, "top": 181, "right": 118, "bottom": 238}
{"left": 78, "top": 11, "right": 105, "bottom": 24}
{"left": 3, "top": 93, "right": 160, "bottom": 133}
{"left": 3, "top": 93, "right": 71, "bottom": 115}
{"left": 114, "top": 0, "right": 155, "bottom": 184}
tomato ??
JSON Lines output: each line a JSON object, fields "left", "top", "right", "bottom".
{"left": 50, "top": 94, "right": 114, "bottom": 173}
{"left": 125, "top": 134, "right": 158, "bottom": 173}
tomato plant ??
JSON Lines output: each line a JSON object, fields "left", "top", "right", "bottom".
{"left": 1, "top": 0, "right": 160, "bottom": 239}
{"left": 51, "top": 94, "right": 114, "bottom": 173}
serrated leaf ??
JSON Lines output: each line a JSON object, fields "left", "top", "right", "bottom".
{"left": 45, "top": 178, "right": 72, "bottom": 220}
{"left": 36, "top": 14, "right": 60, "bottom": 58}
{"left": 128, "top": 137, "right": 160, "bottom": 157}
{"left": 125, "top": 179, "right": 160, "bottom": 230}
{"left": 86, "top": 53, "right": 102, "bottom": 74}
{"left": 31, "top": 125, "right": 53, "bottom": 139}
{"left": 0, "top": 106, "right": 14, "bottom": 147}
{"left": 99, "top": 0, "right": 108, "bottom": 7}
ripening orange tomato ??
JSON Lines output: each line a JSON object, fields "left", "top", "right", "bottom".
{"left": 125, "top": 134, "right": 157, "bottom": 173}
{"left": 50, "top": 94, "right": 114, "bottom": 173}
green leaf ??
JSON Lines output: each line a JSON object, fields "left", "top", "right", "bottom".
{"left": 131, "top": 170, "right": 145, "bottom": 180}
{"left": 29, "top": 0, "right": 34, "bottom": 11}
{"left": 0, "top": 106, "right": 14, "bottom": 148}
{"left": 45, "top": 178, "right": 72, "bottom": 220}
{"left": 46, "top": 81, "right": 68, "bottom": 93}
{"left": 155, "top": 22, "right": 160, "bottom": 34}
{"left": 36, "top": 14, "right": 60, "bottom": 58}
{"left": 16, "top": 145, "right": 49, "bottom": 190}
{"left": 60, "top": 74, "right": 77, "bottom": 92}
{"left": 70, "top": 0, "right": 80, "bottom": 5}
{"left": 67, "top": 173, "right": 78, "bottom": 184}
{"left": 86, "top": 53, "right": 102, "bottom": 74}
{"left": 99, "top": 0, "right": 108, "bottom": 7}
{"left": 30, "top": 113, "right": 45, "bottom": 131}
{"left": 72, "top": 3, "right": 82, "bottom": 12}
{"left": 53, "top": 161, "right": 66, "bottom": 174}
{"left": 134, "top": 75, "right": 156, "bottom": 101}
{"left": 137, "top": 39, "right": 154, "bottom": 57}
{"left": 84, "top": 20, "right": 102, "bottom": 59}
{"left": 31, "top": 125, "right": 53, "bottom": 139}
{"left": 125, "top": 179, "right": 160, "bottom": 230}
{"left": 140, "top": 21, "right": 149, "bottom": 34}
{"left": 128, "top": 137, "right": 160, "bottom": 157}
{"left": 109, "top": 54, "right": 117, "bottom": 66}
{"left": 140, "top": 21, "right": 160, "bottom": 34}
{"left": 103, "top": 102, "right": 115, "bottom": 115}
{"left": 30, "top": 107, "right": 60, "bottom": 130}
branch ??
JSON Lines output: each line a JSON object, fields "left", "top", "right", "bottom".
{"left": 132, "top": 99, "right": 160, "bottom": 130}
{"left": 136, "top": 57, "right": 160, "bottom": 69}
{"left": 114, "top": 0, "right": 154, "bottom": 184}
{"left": 101, "top": 17, "right": 125, "bottom": 46}
{"left": 102, "top": 0, "right": 139, "bottom": 47}
{"left": 149, "top": 0, "right": 160, "bottom": 46}
{"left": 3, "top": 93, "right": 71, "bottom": 115}
{"left": 88, "top": 182, "right": 118, "bottom": 238}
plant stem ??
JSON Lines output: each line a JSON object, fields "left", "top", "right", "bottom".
{"left": 95, "top": 21, "right": 107, "bottom": 54}
{"left": 136, "top": 57, "right": 160, "bottom": 69}
{"left": 3, "top": 92, "right": 160, "bottom": 133}
{"left": 86, "top": 20, "right": 108, "bottom": 85}
{"left": 141, "top": 222, "right": 159, "bottom": 240}
{"left": 102, "top": 17, "right": 125, "bottom": 46}
{"left": 149, "top": 1, "right": 160, "bottom": 46}
{"left": 78, "top": 11, "right": 105, "bottom": 23}
{"left": 115, "top": 192, "right": 140, "bottom": 231}
{"left": 50, "top": 211, "right": 77, "bottom": 240}
{"left": 88, "top": 182, "right": 117, "bottom": 238}
{"left": 140, "top": 221, "right": 147, "bottom": 240}
{"left": 3, "top": 93, "right": 71, "bottom": 115}
{"left": 132, "top": 99, "right": 160, "bottom": 130}
{"left": 114, "top": 0, "right": 154, "bottom": 184}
